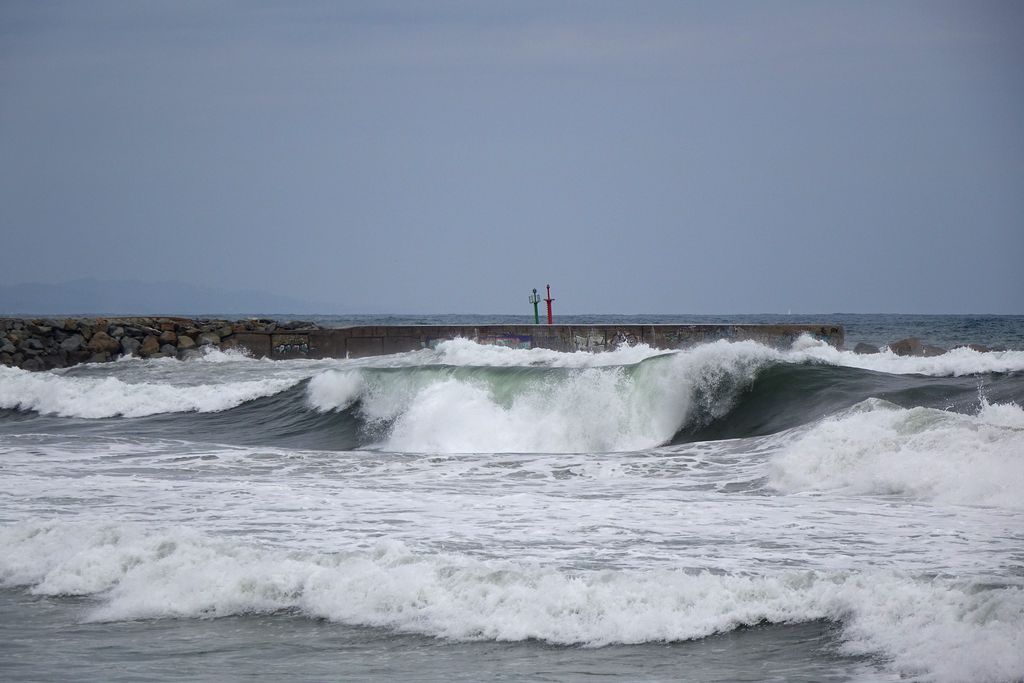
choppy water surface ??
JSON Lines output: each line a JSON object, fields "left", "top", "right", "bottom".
{"left": 1, "top": 315, "right": 1023, "bottom": 682}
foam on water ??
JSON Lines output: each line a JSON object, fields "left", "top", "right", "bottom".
{"left": 0, "top": 365, "right": 298, "bottom": 418}
{"left": 0, "top": 521, "right": 1020, "bottom": 683}
{"left": 769, "top": 398, "right": 1024, "bottom": 508}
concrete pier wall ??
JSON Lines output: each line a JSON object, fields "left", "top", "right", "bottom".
{"left": 245, "top": 324, "right": 845, "bottom": 360}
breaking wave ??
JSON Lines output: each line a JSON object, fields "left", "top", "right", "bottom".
{"left": 2, "top": 338, "right": 1022, "bottom": 453}
{"left": 769, "top": 398, "right": 1024, "bottom": 508}
{"left": 0, "top": 364, "right": 297, "bottom": 419}
{"left": 307, "top": 340, "right": 774, "bottom": 453}
{"left": 1, "top": 521, "right": 1020, "bottom": 683}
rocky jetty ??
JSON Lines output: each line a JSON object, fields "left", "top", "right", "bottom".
{"left": 852, "top": 337, "right": 1002, "bottom": 357}
{"left": 0, "top": 317, "right": 320, "bottom": 371}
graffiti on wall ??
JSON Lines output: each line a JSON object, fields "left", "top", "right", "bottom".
{"left": 480, "top": 334, "right": 532, "bottom": 350}
{"left": 272, "top": 334, "right": 310, "bottom": 356}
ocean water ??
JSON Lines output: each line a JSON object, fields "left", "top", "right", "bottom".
{"left": 1, "top": 314, "right": 1022, "bottom": 682}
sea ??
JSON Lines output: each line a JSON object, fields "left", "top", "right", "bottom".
{"left": 1, "top": 313, "right": 1022, "bottom": 682}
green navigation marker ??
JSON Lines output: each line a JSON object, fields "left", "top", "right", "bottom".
{"left": 528, "top": 288, "right": 540, "bottom": 324}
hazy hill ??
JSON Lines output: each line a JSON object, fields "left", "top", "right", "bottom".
{"left": 0, "top": 278, "right": 338, "bottom": 316}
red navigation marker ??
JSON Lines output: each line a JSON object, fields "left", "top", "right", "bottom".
{"left": 544, "top": 284, "right": 555, "bottom": 325}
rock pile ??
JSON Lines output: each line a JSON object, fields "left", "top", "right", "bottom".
{"left": 852, "top": 337, "right": 1000, "bottom": 356}
{"left": 0, "top": 317, "right": 320, "bottom": 371}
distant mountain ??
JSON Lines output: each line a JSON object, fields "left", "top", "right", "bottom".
{"left": 0, "top": 278, "right": 339, "bottom": 316}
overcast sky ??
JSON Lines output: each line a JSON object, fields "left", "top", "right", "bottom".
{"left": 1, "top": 1, "right": 1021, "bottom": 314}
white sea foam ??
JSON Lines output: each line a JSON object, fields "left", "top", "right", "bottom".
{"left": 307, "top": 370, "right": 364, "bottom": 412}
{"left": 194, "top": 346, "right": 257, "bottom": 362}
{"left": 792, "top": 335, "right": 1024, "bottom": 376}
{"left": 0, "top": 365, "right": 297, "bottom": 418}
{"left": 1, "top": 521, "right": 1020, "bottom": 683}
{"left": 426, "top": 337, "right": 670, "bottom": 367}
{"left": 770, "top": 398, "right": 1024, "bottom": 508}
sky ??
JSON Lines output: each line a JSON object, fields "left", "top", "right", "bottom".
{"left": 1, "top": 1, "right": 1022, "bottom": 314}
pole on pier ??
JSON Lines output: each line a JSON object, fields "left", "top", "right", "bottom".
{"left": 544, "top": 284, "right": 555, "bottom": 325}
{"left": 528, "top": 288, "right": 540, "bottom": 324}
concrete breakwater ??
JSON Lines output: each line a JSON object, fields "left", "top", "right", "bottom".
{"left": 0, "top": 317, "right": 844, "bottom": 371}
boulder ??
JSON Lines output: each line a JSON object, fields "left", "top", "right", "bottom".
{"left": 21, "top": 356, "right": 43, "bottom": 371}
{"left": 67, "top": 349, "right": 92, "bottom": 365}
{"left": 177, "top": 348, "right": 203, "bottom": 361}
{"left": 60, "top": 334, "right": 85, "bottom": 352}
{"left": 887, "top": 337, "right": 923, "bottom": 356}
{"left": 853, "top": 342, "right": 879, "bottom": 355}
{"left": 217, "top": 324, "right": 233, "bottom": 338}
{"left": 108, "top": 326, "right": 125, "bottom": 338}
{"left": 20, "top": 338, "right": 44, "bottom": 352}
{"left": 888, "top": 337, "right": 945, "bottom": 357}
{"left": 177, "top": 335, "right": 196, "bottom": 350}
{"left": 87, "top": 331, "right": 121, "bottom": 354}
{"left": 160, "top": 344, "right": 177, "bottom": 355}
{"left": 139, "top": 335, "right": 160, "bottom": 357}
{"left": 0, "top": 340, "right": 15, "bottom": 355}
{"left": 197, "top": 332, "right": 220, "bottom": 347}
{"left": 120, "top": 336, "right": 142, "bottom": 356}
{"left": 87, "top": 352, "right": 110, "bottom": 364}
{"left": 159, "top": 330, "right": 178, "bottom": 345}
